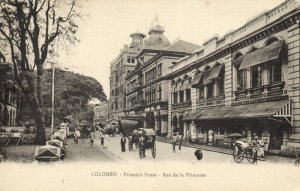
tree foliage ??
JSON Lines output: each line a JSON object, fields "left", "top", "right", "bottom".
{"left": 0, "top": 0, "right": 81, "bottom": 144}
{"left": 42, "top": 68, "right": 106, "bottom": 126}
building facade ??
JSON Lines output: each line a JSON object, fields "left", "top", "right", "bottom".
{"left": 168, "top": 0, "right": 300, "bottom": 154}
{"left": 93, "top": 102, "right": 109, "bottom": 126}
{"left": 125, "top": 19, "right": 200, "bottom": 135}
{"left": 109, "top": 32, "right": 145, "bottom": 121}
{"left": 0, "top": 63, "right": 17, "bottom": 127}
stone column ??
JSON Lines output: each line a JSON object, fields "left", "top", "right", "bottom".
{"left": 287, "top": 22, "right": 300, "bottom": 151}
{"left": 224, "top": 54, "right": 233, "bottom": 106}
{"left": 183, "top": 122, "right": 187, "bottom": 139}
{"left": 167, "top": 80, "right": 173, "bottom": 137}
{"left": 246, "top": 128, "right": 252, "bottom": 144}
{"left": 161, "top": 118, "right": 168, "bottom": 135}
{"left": 191, "top": 87, "right": 197, "bottom": 112}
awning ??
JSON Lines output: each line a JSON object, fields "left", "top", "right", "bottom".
{"left": 184, "top": 99, "right": 292, "bottom": 121}
{"left": 202, "top": 70, "right": 212, "bottom": 85}
{"left": 191, "top": 72, "right": 203, "bottom": 87}
{"left": 232, "top": 56, "right": 244, "bottom": 67}
{"left": 239, "top": 40, "right": 283, "bottom": 70}
{"left": 260, "top": 40, "right": 284, "bottom": 64}
{"left": 207, "top": 64, "right": 224, "bottom": 80}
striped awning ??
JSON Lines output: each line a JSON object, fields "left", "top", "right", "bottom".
{"left": 184, "top": 99, "right": 292, "bottom": 121}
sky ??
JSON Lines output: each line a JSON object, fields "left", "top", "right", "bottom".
{"left": 58, "top": 0, "right": 284, "bottom": 99}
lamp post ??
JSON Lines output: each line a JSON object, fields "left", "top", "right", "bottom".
{"left": 50, "top": 62, "right": 55, "bottom": 135}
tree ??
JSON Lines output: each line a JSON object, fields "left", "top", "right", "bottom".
{"left": 0, "top": 0, "right": 80, "bottom": 144}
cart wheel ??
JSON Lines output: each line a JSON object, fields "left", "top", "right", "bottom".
{"left": 152, "top": 143, "right": 156, "bottom": 158}
{"left": 233, "top": 145, "right": 244, "bottom": 163}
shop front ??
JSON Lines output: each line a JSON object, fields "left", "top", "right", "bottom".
{"left": 184, "top": 98, "right": 292, "bottom": 150}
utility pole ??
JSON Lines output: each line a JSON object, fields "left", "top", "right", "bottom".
{"left": 50, "top": 62, "right": 55, "bottom": 135}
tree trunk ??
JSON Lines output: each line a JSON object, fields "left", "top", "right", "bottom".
{"left": 24, "top": 73, "right": 46, "bottom": 145}
{"left": 26, "top": 92, "right": 46, "bottom": 145}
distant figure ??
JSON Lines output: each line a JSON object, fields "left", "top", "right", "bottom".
{"left": 89, "top": 133, "right": 94, "bottom": 146}
{"left": 74, "top": 133, "right": 78, "bottom": 144}
{"left": 99, "top": 128, "right": 105, "bottom": 146}
{"left": 120, "top": 135, "right": 126, "bottom": 152}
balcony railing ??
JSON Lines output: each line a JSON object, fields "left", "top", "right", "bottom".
{"left": 196, "top": 95, "right": 225, "bottom": 107}
{"left": 172, "top": 100, "right": 192, "bottom": 109}
{"left": 233, "top": 81, "right": 285, "bottom": 102}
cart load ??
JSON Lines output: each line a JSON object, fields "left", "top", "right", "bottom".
{"left": 46, "top": 139, "right": 65, "bottom": 156}
{"left": 34, "top": 145, "right": 62, "bottom": 162}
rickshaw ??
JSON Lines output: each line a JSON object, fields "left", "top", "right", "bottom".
{"left": 34, "top": 145, "right": 63, "bottom": 162}
{"left": 138, "top": 128, "right": 156, "bottom": 159}
{"left": 232, "top": 140, "right": 256, "bottom": 163}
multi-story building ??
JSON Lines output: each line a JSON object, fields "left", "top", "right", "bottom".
{"left": 93, "top": 102, "right": 108, "bottom": 126}
{"left": 125, "top": 18, "right": 200, "bottom": 135}
{"left": 109, "top": 31, "right": 145, "bottom": 120}
{"left": 0, "top": 62, "right": 17, "bottom": 127}
{"left": 168, "top": 0, "right": 300, "bottom": 155}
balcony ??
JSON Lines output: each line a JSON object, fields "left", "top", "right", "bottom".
{"left": 172, "top": 100, "right": 192, "bottom": 109}
{"left": 128, "top": 100, "right": 146, "bottom": 111}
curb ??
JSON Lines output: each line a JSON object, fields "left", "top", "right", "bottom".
{"left": 156, "top": 138, "right": 267, "bottom": 162}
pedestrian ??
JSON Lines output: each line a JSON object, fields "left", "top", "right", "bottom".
{"left": 89, "top": 132, "right": 94, "bottom": 146}
{"left": 171, "top": 133, "right": 177, "bottom": 152}
{"left": 120, "top": 134, "right": 126, "bottom": 152}
{"left": 251, "top": 135, "right": 260, "bottom": 163}
{"left": 176, "top": 132, "right": 182, "bottom": 150}
{"left": 100, "top": 128, "right": 105, "bottom": 147}
{"left": 74, "top": 133, "right": 78, "bottom": 144}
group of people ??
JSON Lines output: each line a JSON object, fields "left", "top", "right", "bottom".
{"left": 171, "top": 132, "right": 183, "bottom": 152}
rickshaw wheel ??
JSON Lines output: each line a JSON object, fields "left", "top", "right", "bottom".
{"left": 128, "top": 139, "right": 133, "bottom": 151}
{"left": 246, "top": 149, "right": 255, "bottom": 164}
{"left": 233, "top": 145, "right": 244, "bottom": 163}
{"left": 152, "top": 143, "right": 156, "bottom": 158}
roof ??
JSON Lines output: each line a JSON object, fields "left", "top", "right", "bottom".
{"left": 142, "top": 128, "right": 156, "bottom": 136}
{"left": 184, "top": 99, "right": 291, "bottom": 121}
{"left": 164, "top": 40, "right": 200, "bottom": 53}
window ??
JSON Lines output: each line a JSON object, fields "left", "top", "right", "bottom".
{"left": 207, "top": 83, "right": 214, "bottom": 98}
{"left": 267, "top": 61, "right": 282, "bottom": 83}
{"left": 127, "top": 57, "right": 131, "bottom": 63}
{"left": 158, "top": 86, "right": 162, "bottom": 100}
{"left": 251, "top": 65, "right": 262, "bottom": 88}
{"left": 131, "top": 58, "right": 135, "bottom": 63}
{"left": 173, "top": 92, "right": 178, "bottom": 104}
{"left": 179, "top": 91, "right": 184, "bottom": 103}
{"left": 237, "top": 69, "right": 247, "bottom": 90}
{"left": 199, "top": 86, "right": 204, "bottom": 99}
{"left": 186, "top": 89, "right": 191, "bottom": 101}
{"left": 157, "top": 64, "right": 162, "bottom": 76}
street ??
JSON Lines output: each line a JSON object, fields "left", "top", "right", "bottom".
{"left": 63, "top": 132, "right": 295, "bottom": 166}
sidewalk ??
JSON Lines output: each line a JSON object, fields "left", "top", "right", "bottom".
{"left": 156, "top": 136, "right": 295, "bottom": 164}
